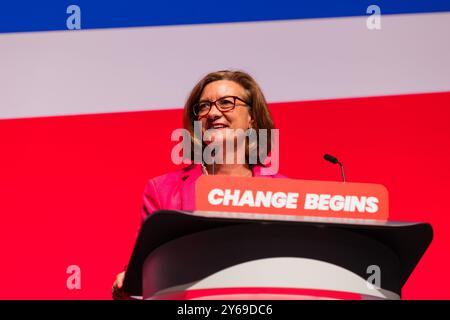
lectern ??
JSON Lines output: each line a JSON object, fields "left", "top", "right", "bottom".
{"left": 122, "top": 210, "right": 433, "bottom": 300}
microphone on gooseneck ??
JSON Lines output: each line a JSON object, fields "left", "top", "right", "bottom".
{"left": 324, "top": 154, "right": 346, "bottom": 182}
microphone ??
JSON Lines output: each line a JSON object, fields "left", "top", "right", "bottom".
{"left": 324, "top": 154, "right": 346, "bottom": 182}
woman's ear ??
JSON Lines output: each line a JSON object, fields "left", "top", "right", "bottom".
{"left": 248, "top": 117, "right": 255, "bottom": 129}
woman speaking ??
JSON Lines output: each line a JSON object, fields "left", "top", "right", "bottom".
{"left": 112, "top": 70, "right": 284, "bottom": 299}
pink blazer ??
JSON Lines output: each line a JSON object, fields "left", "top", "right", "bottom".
{"left": 141, "top": 164, "right": 285, "bottom": 223}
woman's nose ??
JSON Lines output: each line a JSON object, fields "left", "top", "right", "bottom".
{"left": 207, "top": 103, "right": 222, "bottom": 119}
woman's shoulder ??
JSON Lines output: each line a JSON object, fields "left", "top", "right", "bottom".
{"left": 142, "top": 164, "right": 200, "bottom": 214}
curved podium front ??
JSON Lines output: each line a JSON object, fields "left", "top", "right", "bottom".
{"left": 123, "top": 210, "right": 433, "bottom": 300}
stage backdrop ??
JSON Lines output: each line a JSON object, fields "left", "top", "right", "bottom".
{"left": 0, "top": 1, "right": 449, "bottom": 299}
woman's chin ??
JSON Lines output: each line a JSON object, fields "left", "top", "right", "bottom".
{"left": 203, "top": 128, "right": 229, "bottom": 145}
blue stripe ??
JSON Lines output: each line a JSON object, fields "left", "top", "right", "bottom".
{"left": 1, "top": 0, "right": 449, "bottom": 33}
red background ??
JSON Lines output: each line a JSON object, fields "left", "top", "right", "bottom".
{"left": 1, "top": 91, "right": 449, "bottom": 299}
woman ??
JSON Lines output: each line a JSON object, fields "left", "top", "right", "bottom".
{"left": 112, "top": 70, "right": 284, "bottom": 299}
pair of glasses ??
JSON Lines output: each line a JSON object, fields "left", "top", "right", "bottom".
{"left": 193, "top": 95, "right": 250, "bottom": 117}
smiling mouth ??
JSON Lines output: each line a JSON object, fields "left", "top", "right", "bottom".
{"left": 208, "top": 124, "right": 229, "bottom": 130}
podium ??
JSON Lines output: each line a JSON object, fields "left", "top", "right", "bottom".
{"left": 123, "top": 210, "right": 433, "bottom": 300}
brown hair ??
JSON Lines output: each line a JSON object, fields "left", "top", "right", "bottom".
{"left": 183, "top": 70, "right": 275, "bottom": 165}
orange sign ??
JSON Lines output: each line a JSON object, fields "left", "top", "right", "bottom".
{"left": 195, "top": 176, "right": 389, "bottom": 221}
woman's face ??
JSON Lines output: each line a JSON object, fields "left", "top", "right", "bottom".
{"left": 198, "top": 80, "right": 253, "bottom": 143}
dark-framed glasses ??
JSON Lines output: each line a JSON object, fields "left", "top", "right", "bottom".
{"left": 193, "top": 95, "right": 250, "bottom": 117}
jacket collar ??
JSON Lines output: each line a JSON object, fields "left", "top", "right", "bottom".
{"left": 181, "top": 163, "right": 267, "bottom": 179}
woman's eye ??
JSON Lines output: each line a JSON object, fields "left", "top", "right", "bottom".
{"left": 219, "top": 99, "right": 234, "bottom": 106}
{"left": 199, "top": 103, "right": 210, "bottom": 110}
